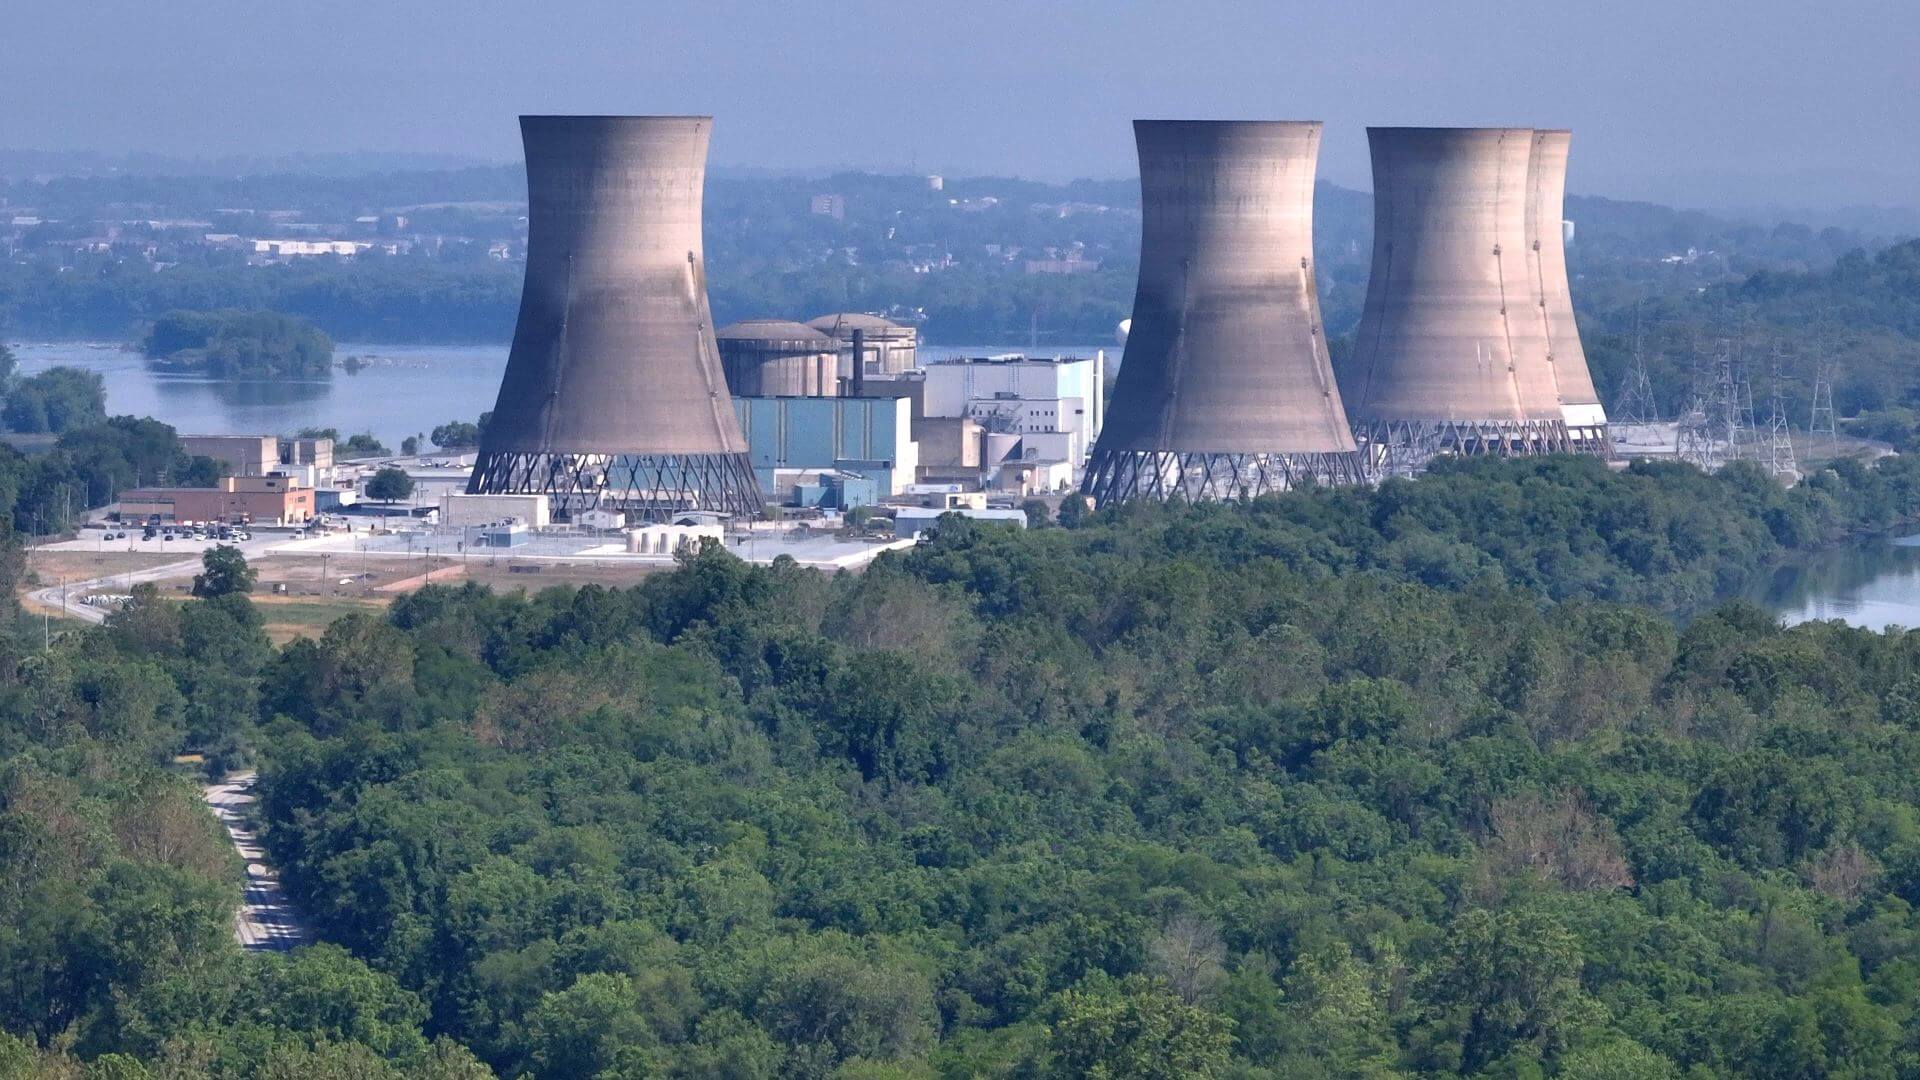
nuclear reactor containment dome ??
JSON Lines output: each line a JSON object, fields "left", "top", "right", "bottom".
{"left": 1343, "top": 126, "right": 1607, "bottom": 469}
{"left": 467, "top": 115, "right": 763, "bottom": 520}
{"left": 807, "top": 312, "right": 918, "bottom": 377}
{"left": 1081, "top": 119, "right": 1366, "bottom": 505}
{"left": 717, "top": 319, "right": 842, "bottom": 397}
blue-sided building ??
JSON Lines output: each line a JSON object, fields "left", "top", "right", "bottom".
{"left": 733, "top": 396, "right": 917, "bottom": 504}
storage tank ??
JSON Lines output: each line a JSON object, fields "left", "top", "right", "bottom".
{"left": 717, "top": 319, "right": 841, "bottom": 397}
{"left": 1081, "top": 119, "right": 1366, "bottom": 504}
{"left": 467, "top": 116, "right": 762, "bottom": 520}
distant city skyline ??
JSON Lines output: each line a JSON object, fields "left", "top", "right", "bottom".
{"left": 3, "top": 1, "right": 1915, "bottom": 213}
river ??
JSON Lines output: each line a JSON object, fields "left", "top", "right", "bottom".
{"left": 8, "top": 340, "right": 1110, "bottom": 451}
{"left": 1748, "top": 532, "right": 1920, "bottom": 632}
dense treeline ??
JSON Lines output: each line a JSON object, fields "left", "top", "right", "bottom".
{"left": 13, "top": 456, "right": 1920, "bottom": 1075}
{"left": 0, "top": 255, "right": 524, "bottom": 344}
{"left": 1578, "top": 239, "right": 1920, "bottom": 443}
{"left": 240, "top": 477, "right": 1920, "bottom": 1077}
{"left": 1087, "top": 455, "right": 1920, "bottom": 614}
{"left": 0, "top": 415, "right": 226, "bottom": 537}
{"left": 0, "top": 574, "right": 496, "bottom": 1077}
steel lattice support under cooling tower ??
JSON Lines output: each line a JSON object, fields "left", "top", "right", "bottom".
{"left": 1355, "top": 419, "right": 1610, "bottom": 477}
{"left": 1082, "top": 449, "right": 1372, "bottom": 505}
{"left": 468, "top": 450, "right": 763, "bottom": 521}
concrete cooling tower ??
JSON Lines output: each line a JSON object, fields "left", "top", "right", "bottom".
{"left": 1343, "top": 127, "right": 1608, "bottom": 469}
{"left": 467, "top": 115, "right": 763, "bottom": 520}
{"left": 1525, "top": 130, "right": 1607, "bottom": 446}
{"left": 1081, "top": 119, "right": 1367, "bottom": 505}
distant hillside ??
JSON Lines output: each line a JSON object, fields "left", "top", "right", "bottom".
{"left": 0, "top": 162, "right": 1907, "bottom": 346}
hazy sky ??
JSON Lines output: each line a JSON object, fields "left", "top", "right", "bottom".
{"left": 4, "top": 1, "right": 1915, "bottom": 210}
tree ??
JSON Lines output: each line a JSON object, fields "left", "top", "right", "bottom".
{"left": 1057, "top": 492, "right": 1092, "bottom": 528}
{"left": 191, "top": 545, "right": 257, "bottom": 598}
{"left": 430, "top": 421, "right": 481, "bottom": 449}
{"left": 524, "top": 973, "right": 658, "bottom": 1080}
{"left": 341, "top": 434, "right": 390, "bottom": 458}
{"left": 1042, "top": 976, "right": 1233, "bottom": 1079}
{"left": 1022, "top": 499, "right": 1051, "bottom": 528}
{"left": 1416, "top": 908, "right": 1601, "bottom": 1073}
{"left": 364, "top": 467, "right": 414, "bottom": 502}
{"left": 3, "top": 366, "right": 107, "bottom": 433}
{"left": 401, "top": 435, "right": 420, "bottom": 456}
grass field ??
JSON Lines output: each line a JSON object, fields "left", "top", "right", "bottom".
{"left": 247, "top": 594, "right": 391, "bottom": 644}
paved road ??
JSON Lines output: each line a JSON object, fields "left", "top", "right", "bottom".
{"left": 28, "top": 535, "right": 283, "bottom": 625}
{"left": 29, "top": 557, "right": 204, "bottom": 624}
{"left": 202, "top": 771, "right": 307, "bottom": 952}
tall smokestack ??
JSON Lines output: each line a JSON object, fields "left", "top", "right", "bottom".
{"left": 1344, "top": 126, "right": 1597, "bottom": 466}
{"left": 467, "top": 116, "right": 762, "bottom": 520}
{"left": 1525, "top": 130, "right": 1608, "bottom": 447}
{"left": 850, "top": 327, "right": 866, "bottom": 397}
{"left": 1081, "top": 120, "right": 1366, "bottom": 505}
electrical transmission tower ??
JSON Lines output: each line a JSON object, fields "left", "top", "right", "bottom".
{"left": 1613, "top": 327, "right": 1661, "bottom": 428}
{"left": 1676, "top": 340, "right": 1720, "bottom": 470}
{"left": 1764, "top": 349, "right": 1797, "bottom": 478}
{"left": 1713, "top": 339, "right": 1752, "bottom": 461}
{"left": 1809, "top": 357, "right": 1838, "bottom": 458}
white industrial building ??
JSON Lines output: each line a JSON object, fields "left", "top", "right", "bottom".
{"left": 917, "top": 352, "right": 1106, "bottom": 492}
{"left": 438, "top": 492, "right": 551, "bottom": 528}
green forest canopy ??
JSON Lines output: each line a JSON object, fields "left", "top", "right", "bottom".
{"left": 11, "top": 455, "right": 1920, "bottom": 1076}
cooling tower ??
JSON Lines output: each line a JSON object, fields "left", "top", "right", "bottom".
{"left": 1081, "top": 120, "right": 1366, "bottom": 505}
{"left": 1525, "top": 130, "right": 1608, "bottom": 446}
{"left": 467, "top": 115, "right": 762, "bottom": 519}
{"left": 1345, "top": 126, "right": 1603, "bottom": 467}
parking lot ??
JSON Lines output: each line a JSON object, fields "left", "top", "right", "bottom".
{"left": 37, "top": 525, "right": 280, "bottom": 555}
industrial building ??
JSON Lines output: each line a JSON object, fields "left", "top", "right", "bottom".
{"left": 182, "top": 435, "right": 279, "bottom": 478}
{"left": 1343, "top": 127, "right": 1608, "bottom": 469}
{"left": 732, "top": 395, "right": 917, "bottom": 501}
{"left": 466, "top": 115, "right": 763, "bottom": 521}
{"left": 118, "top": 475, "right": 316, "bottom": 525}
{"left": 1084, "top": 120, "right": 1366, "bottom": 504}
{"left": 892, "top": 505, "right": 1028, "bottom": 535}
{"left": 716, "top": 319, "right": 843, "bottom": 397}
{"left": 180, "top": 433, "right": 338, "bottom": 488}
{"left": 920, "top": 353, "right": 1105, "bottom": 492}
{"left": 807, "top": 312, "right": 918, "bottom": 375}
{"left": 439, "top": 492, "right": 552, "bottom": 528}
{"left": 276, "top": 436, "right": 336, "bottom": 487}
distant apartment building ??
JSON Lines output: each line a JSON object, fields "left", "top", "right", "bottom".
{"left": 809, "top": 194, "right": 846, "bottom": 221}
{"left": 250, "top": 239, "right": 368, "bottom": 258}
{"left": 1024, "top": 256, "right": 1101, "bottom": 275}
